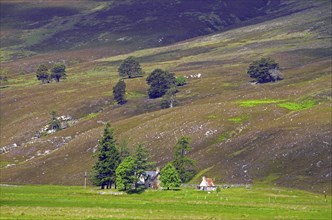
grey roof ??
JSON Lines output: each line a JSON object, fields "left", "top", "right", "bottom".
{"left": 145, "top": 171, "right": 158, "bottom": 180}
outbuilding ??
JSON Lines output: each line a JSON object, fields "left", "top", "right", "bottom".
{"left": 198, "top": 176, "right": 216, "bottom": 191}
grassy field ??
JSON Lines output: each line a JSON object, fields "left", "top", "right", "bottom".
{"left": 0, "top": 184, "right": 331, "bottom": 220}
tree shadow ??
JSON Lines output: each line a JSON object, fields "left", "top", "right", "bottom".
{"left": 127, "top": 186, "right": 146, "bottom": 194}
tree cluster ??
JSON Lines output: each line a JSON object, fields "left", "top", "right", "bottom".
{"left": 160, "top": 136, "right": 196, "bottom": 190}
{"left": 171, "top": 136, "right": 196, "bottom": 183}
{"left": 36, "top": 63, "right": 67, "bottom": 84}
{"left": 117, "top": 57, "right": 184, "bottom": 108}
{"left": 92, "top": 123, "right": 153, "bottom": 191}
{"left": 92, "top": 123, "right": 196, "bottom": 192}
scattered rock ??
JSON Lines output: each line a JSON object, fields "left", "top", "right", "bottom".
{"left": 205, "top": 130, "right": 217, "bottom": 136}
{"left": 0, "top": 143, "right": 18, "bottom": 154}
{"left": 316, "top": 160, "right": 323, "bottom": 167}
{"left": 4, "top": 164, "right": 16, "bottom": 168}
{"left": 185, "top": 73, "right": 202, "bottom": 79}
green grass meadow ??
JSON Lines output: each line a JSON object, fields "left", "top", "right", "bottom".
{"left": 0, "top": 184, "right": 331, "bottom": 220}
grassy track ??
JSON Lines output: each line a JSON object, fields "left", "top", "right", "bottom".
{"left": 0, "top": 184, "right": 331, "bottom": 219}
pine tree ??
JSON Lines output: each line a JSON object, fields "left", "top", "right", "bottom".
{"left": 118, "top": 139, "right": 130, "bottom": 161}
{"left": 116, "top": 156, "right": 137, "bottom": 192}
{"left": 113, "top": 79, "right": 127, "bottom": 105}
{"left": 134, "top": 144, "right": 153, "bottom": 178}
{"left": 172, "top": 136, "right": 196, "bottom": 183}
{"left": 91, "top": 123, "right": 121, "bottom": 189}
{"left": 160, "top": 163, "right": 181, "bottom": 190}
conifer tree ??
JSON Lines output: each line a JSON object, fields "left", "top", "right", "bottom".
{"left": 134, "top": 144, "right": 153, "bottom": 178}
{"left": 118, "top": 139, "right": 130, "bottom": 161}
{"left": 91, "top": 123, "right": 121, "bottom": 189}
{"left": 172, "top": 136, "right": 196, "bottom": 183}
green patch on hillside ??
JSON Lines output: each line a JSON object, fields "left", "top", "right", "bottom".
{"left": 0, "top": 161, "right": 11, "bottom": 169}
{"left": 255, "top": 173, "right": 281, "bottom": 187}
{"left": 277, "top": 98, "right": 318, "bottom": 111}
{"left": 127, "top": 91, "right": 146, "bottom": 99}
{"left": 83, "top": 112, "right": 99, "bottom": 121}
{"left": 228, "top": 114, "right": 249, "bottom": 123}
{"left": 229, "top": 146, "right": 251, "bottom": 158}
{"left": 218, "top": 132, "right": 230, "bottom": 142}
{"left": 0, "top": 49, "right": 16, "bottom": 62}
{"left": 207, "top": 114, "right": 217, "bottom": 119}
{"left": 189, "top": 166, "right": 214, "bottom": 184}
{"left": 9, "top": 76, "right": 39, "bottom": 88}
{"left": 239, "top": 99, "right": 286, "bottom": 107}
{"left": 0, "top": 49, "right": 36, "bottom": 62}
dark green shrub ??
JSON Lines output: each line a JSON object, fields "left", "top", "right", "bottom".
{"left": 247, "top": 57, "right": 282, "bottom": 83}
{"left": 176, "top": 76, "right": 187, "bottom": 86}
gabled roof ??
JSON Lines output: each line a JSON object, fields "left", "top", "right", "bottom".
{"left": 145, "top": 171, "right": 159, "bottom": 180}
{"left": 205, "top": 178, "right": 215, "bottom": 187}
{"left": 199, "top": 177, "right": 215, "bottom": 187}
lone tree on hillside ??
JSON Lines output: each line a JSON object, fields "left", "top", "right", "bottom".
{"left": 146, "top": 69, "right": 176, "bottom": 98}
{"left": 113, "top": 79, "right": 127, "bottom": 105}
{"left": 36, "top": 64, "right": 49, "bottom": 84}
{"left": 116, "top": 156, "right": 137, "bottom": 192}
{"left": 160, "top": 163, "right": 181, "bottom": 190}
{"left": 172, "top": 136, "right": 196, "bottom": 183}
{"left": 118, "top": 56, "right": 143, "bottom": 78}
{"left": 51, "top": 63, "right": 66, "bottom": 82}
{"left": 91, "top": 123, "right": 121, "bottom": 189}
{"left": 247, "top": 57, "right": 283, "bottom": 83}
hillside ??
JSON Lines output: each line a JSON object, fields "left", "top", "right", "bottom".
{"left": 1, "top": 0, "right": 308, "bottom": 66}
{"left": 0, "top": 0, "right": 331, "bottom": 193}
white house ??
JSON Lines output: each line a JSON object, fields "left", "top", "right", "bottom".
{"left": 198, "top": 176, "right": 216, "bottom": 191}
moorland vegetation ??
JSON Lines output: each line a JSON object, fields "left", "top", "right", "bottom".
{"left": 0, "top": 0, "right": 331, "bottom": 197}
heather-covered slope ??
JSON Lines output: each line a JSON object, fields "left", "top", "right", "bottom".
{"left": 1, "top": 0, "right": 297, "bottom": 62}
{"left": 0, "top": 0, "right": 331, "bottom": 193}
